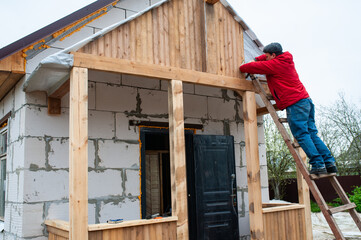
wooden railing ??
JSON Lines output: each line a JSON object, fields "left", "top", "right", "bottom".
{"left": 45, "top": 216, "right": 177, "bottom": 240}
{"left": 262, "top": 203, "right": 306, "bottom": 240}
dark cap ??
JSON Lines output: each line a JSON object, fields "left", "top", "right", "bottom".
{"left": 263, "top": 43, "right": 283, "bottom": 56}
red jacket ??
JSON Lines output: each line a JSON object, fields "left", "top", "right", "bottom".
{"left": 239, "top": 52, "right": 309, "bottom": 110}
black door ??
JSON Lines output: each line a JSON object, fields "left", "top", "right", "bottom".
{"left": 191, "top": 135, "right": 239, "bottom": 240}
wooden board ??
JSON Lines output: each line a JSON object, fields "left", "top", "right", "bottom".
{"left": 72, "top": 52, "right": 253, "bottom": 92}
{"left": 168, "top": 80, "right": 188, "bottom": 240}
{"left": 242, "top": 91, "right": 264, "bottom": 240}
{"left": 69, "top": 67, "right": 89, "bottom": 240}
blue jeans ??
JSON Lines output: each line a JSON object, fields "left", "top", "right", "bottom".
{"left": 286, "top": 98, "right": 336, "bottom": 169}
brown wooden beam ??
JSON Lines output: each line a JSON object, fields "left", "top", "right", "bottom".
{"left": 48, "top": 97, "right": 61, "bottom": 115}
{"left": 242, "top": 91, "right": 265, "bottom": 240}
{"left": 168, "top": 80, "right": 189, "bottom": 240}
{"left": 256, "top": 104, "right": 279, "bottom": 116}
{"left": 72, "top": 52, "right": 255, "bottom": 92}
{"left": 69, "top": 67, "right": 88, "bottom": 240}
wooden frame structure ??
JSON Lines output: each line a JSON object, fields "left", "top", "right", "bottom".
{"left": 43, "top": 51, "right": 311, "bottom": 240}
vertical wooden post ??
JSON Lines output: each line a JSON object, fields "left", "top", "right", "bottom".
{"left": 296, "top": 143, "right": 313, "bottom": 240}
{"left": 168, "top": 80, "right": 189, "bottom": 240}
{"left": 69, "top": 67, "right": 88, "bottom": 240}
{"left": 242, "top": 91, "right": 264, "bottom": 240}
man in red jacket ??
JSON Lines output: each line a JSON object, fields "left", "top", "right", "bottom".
{"left": 239, "top": 43, "right": 337, "bottom": 175}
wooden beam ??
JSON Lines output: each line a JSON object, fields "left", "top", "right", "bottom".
{"left": 205, "top": 0, "right": 220, "bottom": 5}
{"left": 168, "top": 80, "right": 189, "bottom": 240}
{"left": 296, "top": 142, "right": 313, "bottom": 240}
{"left": 0, "top": 72, "right": 25, "bottom": 101}
{"left": 69, "top": 67, "right": 88, "bottom": 240}
{"left": 242, "top": 91, "right": 264, "bottom": 240}
{"left": 256, "top": 104, "right": 280, "bottom": 116}
{"left": 72, "top": 52, "right": 254, "bottom": 92}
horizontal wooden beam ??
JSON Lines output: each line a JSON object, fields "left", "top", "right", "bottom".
{"left": 256, "top": 104, "right": 279, "bottom": 116}
{"left": 72, "top": 52, "right": 255, "bottom": 92}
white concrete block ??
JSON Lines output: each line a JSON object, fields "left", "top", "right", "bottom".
{"left": 229, "top": 121, "right": 245, "bottom": 143}
{"left": 13, "top": 78, "right": 26, "bottom": 112}
{"left": 4, "top": 203, "right": 11, "bottom": 232}
{"left": 98, "top": 140, "right": 139, "bottom": 169}
{"left": 198, "top": 121, "right": 223, "bottom": 135}
{"left": 194, "top": 85, "right": 222, "bottom": 98}
{"left": 48, "top": 138, "right": 69, "bottom": 169}
{"left": 24, "top": 138, "right": 46, "bottom": 169}
{"left": 10, "top": 203, "right": 23, "bottom": 236}
{"left": 236, "top": 167, "right": 248, "bottom": 190}
{"left": 21, "top": 203, "right": 44, "bottom": 237}
{"left": 51, "top": 26, "right": 94, "bottom": 48}
{"left": 238, "top": 215, "right": 250, "bottom": 236}
{"left": 124, "top": 169, "right": 140, "bottom": 196}
{"left": 89, "top": 70, "right": 121, "bottom": 84}
{"left": 241, "top": 191, "right": 249, "bottom": 213}
{"left": 9, "top": 108, "right": 25, "bottom": 143}
{"left": 88, "top": 82, "right": 96, "bottom": 110}
{"left": 3, "top": 91, "right": 14, "bottom": 116}
{"left": 46, "top": 202, "right": 96, "bottom": 224}
{"left": 260, "top": 166, "right": 269, "bottom": 188}
{"left": 26, "top": 91, "right": 47, "bottom": 107}
{"left": 88, "top": 139, "right": 96, "bottom": 169}
{"left": 23, "top": 170, "right": 68, "bottom": 202}
{"left": 98, "top": 198, "right": 140, "bottom": 223}
{"left": 234, "top": 143, "right": 242, "bottom": 167}
{"left": 122, "top": 74, "right": 160, "bottom": 90}
{"left": 7, "top": 172, "right": 24, "bottom": 203}
{"left": 239, "top": 142, "right": 247, "bottom": 167}
{"left": 115, "top": 0, "right": 150, "bottom": 12}
{"left": 24, "top": 106, "right": 69, "bottom": 138}
{"left": 183, "top": 94, "right": 207, "bottom": 119}
{"left": 261, "top": 187, "right": 270, "bottom": 202}
{"left": 11, "top": 140, "right": 25, "bottom": 171}
{"left": 96, "top": 84, "right": 137, "bottom": 112}
{"left": 88, "top": 170, "right": 123, "bottom": 198}
{"left": 115, "top": 113, "right": 141, "bottom": 140}
{"left": 138, "top": 89, "right": 168, "bottom": 116}
{"left": 26, "top": 48, "right": 60, "bottom": 74}
{"left": 208, "top": 97, "right": 236, "bottom": 120}
{"left": 258, "top": 124, "right": 265, "bottom": 144}
{"left": 89, "top": 110, "right": 115, "bottom": 139}
{"left": 258, "top": 144, "right": 267, "bottom": 166}
{"left": 87, "top": 8, "right": 126, "bottom": 29}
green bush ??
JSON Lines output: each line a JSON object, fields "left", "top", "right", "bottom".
{"left": 348, "top": 186, "right": 361, "bottom": 212}
{"left": 311, "top": 201, "right": 321, "bottom": 212}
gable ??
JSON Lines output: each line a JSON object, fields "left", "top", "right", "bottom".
{"left": 77, "top": 0, "right": 245, "bottom": 78}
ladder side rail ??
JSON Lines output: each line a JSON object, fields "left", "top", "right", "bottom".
{"left": 329, "top": 177, "right": 361, "bottom": 230}
{"left": 252, "top": 77, "right": 346, "bottom": 240}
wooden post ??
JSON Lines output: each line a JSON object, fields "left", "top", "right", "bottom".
{"left": 296, "top": 142, "right": 313, "bottom": 240}
{"left": 242, "top": 91, "right": 264, "bottom": 240}
{"left": 69, "top": 67, "right": 88, "bottom": 240}
{"left": 168, "top": 80, "right": 189, "bottom": 240}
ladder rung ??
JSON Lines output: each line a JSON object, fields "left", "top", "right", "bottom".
{"left": 292, "top": 142, "right": 301, "bottom": 148}
{"left": 266, "top": 95, "right": 274, "bottom": 100}
{"left": 279, "top": 118, "right": 288, "bottom": 123}
{"left": 310, "top": 173, "right": 337, "bottom": 180}
{"left": 328, "top": 203, "right": 356, "bottom": 214}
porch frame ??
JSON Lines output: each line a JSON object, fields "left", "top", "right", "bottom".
{"left": 65, "top": 52, "right": 310, "bottom": 240}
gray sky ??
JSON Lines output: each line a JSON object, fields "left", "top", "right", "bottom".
{"left": 1, "top": 0, "right": 360, "bottom": 106}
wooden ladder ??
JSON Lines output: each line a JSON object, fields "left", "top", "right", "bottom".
{"left": 250, "top": 74, "right": 361, "bottom": 240}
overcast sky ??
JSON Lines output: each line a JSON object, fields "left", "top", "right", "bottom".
{"left": 1, "top": 0, "right": 360, "bottom": 106}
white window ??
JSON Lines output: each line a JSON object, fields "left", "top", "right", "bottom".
{"left": 0, "top": 122, "right": 7, "bottom": 220}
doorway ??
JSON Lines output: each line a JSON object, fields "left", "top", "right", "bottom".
{"left": 140, "top": 127, "right": 239, "bottom": 240}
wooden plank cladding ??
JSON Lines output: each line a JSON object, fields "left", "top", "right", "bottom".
{"left": 46, "top": 217, "right": 177, "bottom": 240}
{"left": 78, "top": 0, "right": 245, "bottom": 78}
{"left": 262, "top": 205, "right": 306, "bottom": 240}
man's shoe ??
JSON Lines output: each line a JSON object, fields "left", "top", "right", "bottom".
{"left": 309, "top": 168, "right": 327, "bottom": 175}
{"left": 326, "top": 166, "right": 338, "bottom": 173}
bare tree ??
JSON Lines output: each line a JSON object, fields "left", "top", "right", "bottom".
{"left": 264, "top": 115, "right": 295, "bottom": 199}
{"left": 318, "top": 92, "right": 361, "bottom": 175}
